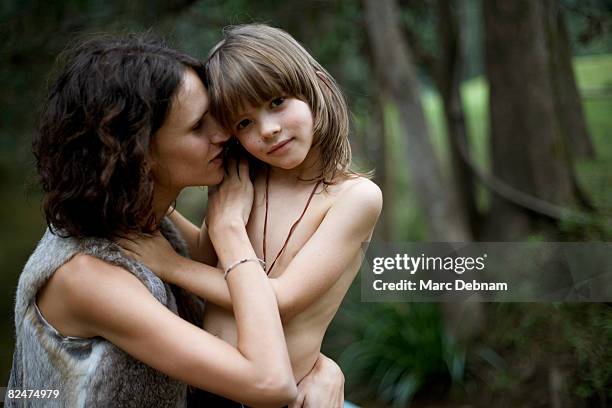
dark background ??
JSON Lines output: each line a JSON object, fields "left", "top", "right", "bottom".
{"left": 1, "top": 0, "right": 611, "bottom": 406}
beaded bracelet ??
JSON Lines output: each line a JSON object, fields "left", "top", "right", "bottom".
{"left": 223, "top": 257, "right": 266, "bottom": 280}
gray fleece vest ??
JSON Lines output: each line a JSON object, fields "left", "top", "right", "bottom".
{"left": 6, "top": 218, "right": 198, "bottom": 407}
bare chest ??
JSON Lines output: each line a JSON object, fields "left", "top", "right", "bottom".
{"left": 246, "top": 181, "right": 331, "bottom": 278}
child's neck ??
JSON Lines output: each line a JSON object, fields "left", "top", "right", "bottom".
{"left": 267, "top": 146, "right": 322, "bottom": 185}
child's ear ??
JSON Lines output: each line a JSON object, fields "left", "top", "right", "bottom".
{"left": 315, "top": 70, "right": 333, "bottom": 90}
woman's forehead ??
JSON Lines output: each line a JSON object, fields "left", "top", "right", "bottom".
{"left": 171, "top": 69, "right": 208, "bottom": 123}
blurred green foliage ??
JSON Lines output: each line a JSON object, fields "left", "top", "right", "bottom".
{"left": 326, "top": 295, "right": 465, "bottom": 407}
{"left": 470, "top": 303, "right": 612, "bottom": 407}
{"left": 323, "top": 53, "right": 612, "bottom": 406}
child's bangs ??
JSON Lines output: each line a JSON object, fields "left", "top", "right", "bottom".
{"left": 216, "top": 53, "right": 296, "bottom": 127}
{"left": 209, "top": 47, "right": 310, "bottom": 131}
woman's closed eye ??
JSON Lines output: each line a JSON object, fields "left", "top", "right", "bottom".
{"left": 192, "top": 111, "right": 208, "bottom": 132}
{"left": 192, "top": 119, "right": 203, "bottom": 131}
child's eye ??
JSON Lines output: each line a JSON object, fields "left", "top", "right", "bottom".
{"left": 270, "top": 97, "right": 285, "bottom": 108}
{"left": 236, "top": 118, "right": 252, "bottom": 130}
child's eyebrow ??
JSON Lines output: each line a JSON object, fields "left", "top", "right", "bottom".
{"left": 233, "top": 102, "right": 256, "bottom": 118}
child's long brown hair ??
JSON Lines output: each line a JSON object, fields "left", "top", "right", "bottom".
{"left": 205, "top": 24, "right": 356, "bottom": 183}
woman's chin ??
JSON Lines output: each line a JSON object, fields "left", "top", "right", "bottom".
{"left": 210, "top": 171, "right": 225, "bottom": 186}
{"left": 198, "top": 167, "right": 225, "bottom": 187}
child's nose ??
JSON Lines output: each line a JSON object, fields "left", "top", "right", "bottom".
{"left": 260, "top": 119, "right": 281, "bottom": 139}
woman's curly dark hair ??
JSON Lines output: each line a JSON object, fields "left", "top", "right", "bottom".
{"left": 34, "top": 33, "right": 205, "bottom": 239}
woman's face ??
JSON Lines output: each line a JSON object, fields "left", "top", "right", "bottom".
{"left": 150, "top": 68, "right": 230, "bottom": 194}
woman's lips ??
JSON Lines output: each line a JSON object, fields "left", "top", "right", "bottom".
{"left": 210, "top": 150, "right": 224, "bottom": 164}
{"left": 267, "top": 138, "right": 293, "bottom": 155}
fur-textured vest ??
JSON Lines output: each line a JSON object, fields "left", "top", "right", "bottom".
{"left": 6, "top": 218, "right": 199, "bottom": 407}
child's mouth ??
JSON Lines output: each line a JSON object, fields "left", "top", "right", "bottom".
{"left": 267, "top": 138, "right": 294, "bottom": 155}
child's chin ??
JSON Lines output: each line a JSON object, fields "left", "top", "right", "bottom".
{"left": 270, "top": 155, "right": 306, "bottom": 170}
{"left": 275, "top": 161, "right": 301, "bottom": 170}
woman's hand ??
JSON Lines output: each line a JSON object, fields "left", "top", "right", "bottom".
{"left": 116, "top": 231, "right": 182, "bottom": 282}
{"left": 207, "top": 158, "right": 253, "bottom": 237}
{"left": 289, "top": 354, "right": 345, "bottom": 408}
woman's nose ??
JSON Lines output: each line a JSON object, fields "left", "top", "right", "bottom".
{"left": 211, "top": 129, "right": 231, "bottom": 144}
{"left": 209, "top": 119, "right": 231, "bottom": 144}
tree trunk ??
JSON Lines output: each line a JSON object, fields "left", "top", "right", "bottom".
{"left": 435, "top": 0, "right": 480, "bottom": 237}
{"left": 369, "top": 75, "right": 395, "bottom": 241}
{"left": 364, "top": 0, "right": 482, "bottom": 343}
{"left": 546, "top": 0, "right": 595, "bottom": 159}
{"left": 363, "top": 0, "right": 470, "bottom": 241}
{"left": 483, "top": 0, "right": 578, "bottom": 239}
{"left": 378, "top": 102, "right": 397, "bottom": 241}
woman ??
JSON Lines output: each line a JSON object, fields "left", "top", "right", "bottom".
{"left": 6, "top": 33, "right": 341, "bottom": 407}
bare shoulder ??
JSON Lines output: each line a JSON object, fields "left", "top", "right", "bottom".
{"left": 55, "top": 253, "right": 128, "bottom": 283}
{"left": 39, "top": 253, "right": 148, "bottom": 337}
{"left": 55, "top": 253, "right": 144, "bottom": 303}
{"left": 333, "top": 176, "right": 383, "bottom": 217}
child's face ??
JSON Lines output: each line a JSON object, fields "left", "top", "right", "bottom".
{"left": 233, "top": 97, "right": 314, "bottom": 170}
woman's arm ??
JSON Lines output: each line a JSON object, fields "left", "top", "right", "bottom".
{"left": 48, "top": 160, "right": 298, "bottom": 407}
{"left": 38, "top": 250, "right": 295, "bottom": 407}
{"left": 88, "top": 159, "right": 294, "bottom": 406}
{"left": 289, "top": 354, "right": 345, "bottom": 408}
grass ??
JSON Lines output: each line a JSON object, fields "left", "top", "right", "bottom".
{"left": 573, "top": 53, "right": 612, "bottom": 91}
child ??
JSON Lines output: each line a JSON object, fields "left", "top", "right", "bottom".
{"left": 126, "top": 23, "right": 381, "bottom": 405}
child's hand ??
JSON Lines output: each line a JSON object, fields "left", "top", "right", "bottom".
{"left": 116, "top": 231, "right": 181, "bottom": 282}
{"left": 207, "top": 158, "right": 253, "bottom": 235}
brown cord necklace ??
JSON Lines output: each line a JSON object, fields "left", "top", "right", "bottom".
{"left": 263, "top": 167, "right": 321, "bottom": 275}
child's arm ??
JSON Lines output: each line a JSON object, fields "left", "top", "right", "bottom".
{"left": 167, "top": 210, "right": 218, "bottom": 266}
{"left": 166, "top": 210, "right": 199, "bottom": 256}
{"left": 120, "top": 231, "right": 232, "bottom": 309}
{"left": 126, "top": 180, "right": 381, "bottom": 321}
{"left": 269, "top": 180, "right": 382, "bottom": 321}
